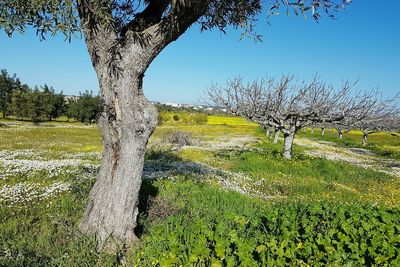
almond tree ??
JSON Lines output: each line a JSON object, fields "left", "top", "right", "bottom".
{"left": 1, "top": 0, "right": 351, "bottom": 250}
{"left": 331, "top": 89, "right": 362, "bottom": 139}
{"left": 332, "top": 89, "right": 399, "bottom": 142}
{"left": 206, "top": 75, "right": 352, "bottom": 159}
{"left": 356, "top": 94, "right": 400, "bottom": 145}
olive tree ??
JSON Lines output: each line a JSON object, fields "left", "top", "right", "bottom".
{"left": 0, "top": 0, "right": 351, "bottom": 250}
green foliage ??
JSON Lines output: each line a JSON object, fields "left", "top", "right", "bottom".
{"left": 0, "top": 172, "right": 120, "bottom": 266}
{"left": 0, "top": 0, "right": 80, "bottom": 40}
{"left": 42, "top": 84, "right": 66, "bottom": 120}
{"left": 66, "top": 91, "right": 102, "bottom": 124}
{"left": 0, "top": 69, "right": 27, "bottom": 118}
{"left": 27, "top": 88, "right": 48, "bottom": 124}
{"left": 131, "top": 180, "right": 400, "bottom": 266}
{"left": 1, "top": 70, "right": 67, "bottom": 123}
{"left": 10, "top": 87, "right": 65, "bottom": 124}
{"left": 157, "top": 112, "right": 170, "bottom": 124}
{"left": 0, "top": 0, "right": 349, "bottom": 44}
{"left": 172, "top": 114, "right": 180, "bottom": 122}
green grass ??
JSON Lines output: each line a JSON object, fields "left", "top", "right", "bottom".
{"left": 220, "top": 141, "right": 400, "bottom": 207}
{"left": 1, "top": 114, "right": 400, "bottom": 265}
{"left": 298, "top": 128, "right": 400, "bottom": 159}
{"left": 0, "top": 124, "right": 102, "bottom": 153}
{"left": 0, "top": 176, "right": 122, "bottom": 266}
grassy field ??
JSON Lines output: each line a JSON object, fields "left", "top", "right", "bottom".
{"left": 298, "top": 127, "right": 400, "bottom": 159}
{"left": 0, "top": 114, "right": 399, "bottom": 266}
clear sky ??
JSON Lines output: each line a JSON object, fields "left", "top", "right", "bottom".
{"left": 0, "top": 0, "right": 399, "bottom": 104}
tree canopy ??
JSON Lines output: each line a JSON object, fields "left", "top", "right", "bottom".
{"left": 1, "top": 0, "right": 351, "bottom": 41}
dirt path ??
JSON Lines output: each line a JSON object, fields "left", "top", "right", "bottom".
{"left": 295, "top": 138, "right": 400, "bottom": 177}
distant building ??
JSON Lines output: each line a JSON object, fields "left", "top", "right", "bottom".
{"left": 64, "top": 95, "right": 79, "bottom": 102}
{"left": 164, "top": 102, "right": 182, "bottom": 108}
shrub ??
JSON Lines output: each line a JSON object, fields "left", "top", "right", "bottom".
{"left": 191, "top": 113, "right": 208, "bottom": 125}
{"left": 166, "top": 131, "right": 193, "bottom": 147}
{"left": 172, "top": 114, "right": 180, "bottom": 121}
{"left": 158, "top": 112, "right": 170, "bottom": 124}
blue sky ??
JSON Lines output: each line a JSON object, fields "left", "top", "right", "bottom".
{"left": 0, "top": 0, "right": 399, "bottom": 104}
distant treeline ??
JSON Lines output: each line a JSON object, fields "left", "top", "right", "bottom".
{"left": 1, "top": 70, "right": 215, "bottom": 125}
{"left": 0, "top": 69, "right": 102, "bottom": 124}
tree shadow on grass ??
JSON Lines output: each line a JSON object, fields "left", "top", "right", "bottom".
{"left": 136, "top": 149, "right": 213, "bottom": 238}
{"left": 135, "top": 179, "right": 159, "bottom": 238}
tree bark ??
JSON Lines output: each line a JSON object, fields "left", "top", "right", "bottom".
{"left": 321, "top": 127, "right": 325, "bottom": 137}
{"left": 79, "top": 65, "right": 158, "bottom": 251}
{"left": 76, "top": 27, "right": 161, "bottom": 250}
{"left": 76, "top": 0, "right": 210, "bottom": 251}
{"left": 283, "top": 132, "right": 295, "bottom": 159}
{"left": 273, "top": 129, "right": 279, "bottom": 144}
{"left": 362, "top": 132, "right": 368, "bottom": 145}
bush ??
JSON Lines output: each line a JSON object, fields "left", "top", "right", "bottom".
{"left": 165, "top": 131, "right": 193, "bottom": 147}
{"left": 172, "top": 114, "right": 180, "bottom": 121}
{"left": 158, "top": 113, "right": 170, "bottom": 124}
{"left": 191, "top": 113, "right": 208, "bottom": 125}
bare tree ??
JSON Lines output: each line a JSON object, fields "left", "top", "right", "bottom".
{"left": 206, "top": 75, "right": 353, "bottom": 159}
{"left": 356, "top": 93, "right": 400, "bottom": 145}
{"left": 331, "top": 87, "right": 381, "bottom": 140}
{"left": 315, "top": 122, "right": 329, "bottom": 137}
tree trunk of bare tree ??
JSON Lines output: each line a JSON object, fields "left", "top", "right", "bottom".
{"left": 362, "top": 132, "right": 368, "bottom": 145}
{"left": 273, "top": 129, "right": 279, "bottom": 144}
{"left": 266, "top": 128, "right": 271, "bottom": 137}
{"left": 321, "top": 127, "right": 325, "bottom": 137}
{"left": 338, "top": 130, "right": 343, "bottom": 139}
{"left": 311, "top": 128, "right": 314, "bottom": 134}
{"left": 78, "top": 58, "right": 158, "bottom": 251}
{"left": 283, "top": 132, "right": 295, "bottom": 159}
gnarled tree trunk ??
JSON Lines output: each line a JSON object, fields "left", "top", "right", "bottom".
{"left": 283, "top": 132, "right": 295, "bottom": 159}
{"left": 76, "top": 23, "right": 165, "bottom": 251}
{"left": 79, "top": 62, "right": 158, "bottom": 250}
{"left": 75, "top": 0, "right": 210, "bottom": 252}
